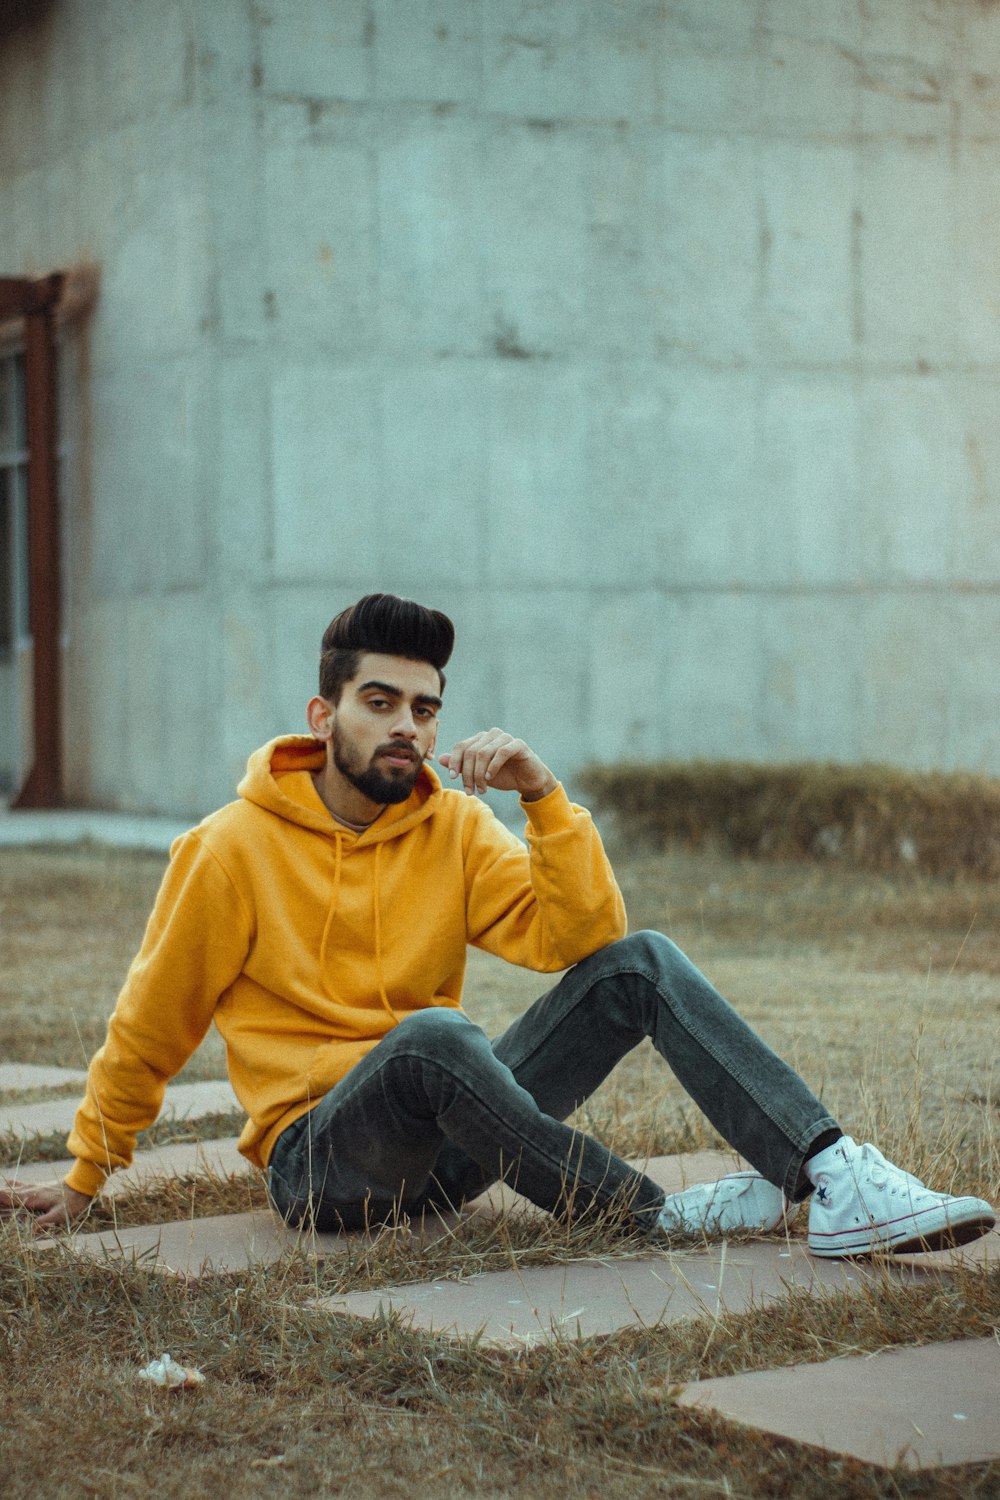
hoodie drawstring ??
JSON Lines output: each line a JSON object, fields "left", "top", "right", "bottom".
{"left": 318, "top": 833, "right": 344, "bottom": 1000}
{"left": 372, "top": 842, "right": 400, "bottom": 1024}
{"left": 319, "top": 834, "right": 399, "bottom": 1025}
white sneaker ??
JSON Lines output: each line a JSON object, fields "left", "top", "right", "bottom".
{"left": 807, "top": 1137, "right": 997, "bottom": 1258}
{"left": 656, "top": 1171, "right": 791, "bottom": 1241}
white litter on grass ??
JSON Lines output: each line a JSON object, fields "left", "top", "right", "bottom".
{"left": 137, "top": 1352, "right": 205, "bottom": 1389}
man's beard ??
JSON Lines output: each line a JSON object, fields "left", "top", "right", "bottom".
{"left": 332, "top": 724, "right": 423, "bottom": 805}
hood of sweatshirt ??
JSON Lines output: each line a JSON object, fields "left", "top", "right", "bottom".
{"left": 236, "top": 733, "right": 444, "bottom": 841}
{"left": 235, "top": 734, "right": 448, "bottom": 1035}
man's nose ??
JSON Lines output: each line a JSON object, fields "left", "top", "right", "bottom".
{"left": 390, "top": 712, "right": 418, "bottom": 739}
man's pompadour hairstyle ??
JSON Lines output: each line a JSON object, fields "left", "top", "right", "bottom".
{"left": 319, "top": 593, "right": 455, "bottom": 702}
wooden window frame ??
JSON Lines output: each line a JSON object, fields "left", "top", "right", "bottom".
{"left": 0, "top": 274, "right": 64, "bottom": 807}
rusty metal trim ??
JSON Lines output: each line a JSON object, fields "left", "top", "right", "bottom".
{"left": 0, "top": 274, "right": 62, "bottom": 321}
{"left": 10, "top": 273, "right": 65, "bottom": 808}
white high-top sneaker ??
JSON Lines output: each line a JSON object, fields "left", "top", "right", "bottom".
{"left": 807, "top": 1137, "right": 996, "bottom": 1258}
{"left": 656, "top": 1171, "right": 792, "bottom": 1242}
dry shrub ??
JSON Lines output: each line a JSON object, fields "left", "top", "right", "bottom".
{"left": 580, "top": 760, "right": 1000, "bottom": 878}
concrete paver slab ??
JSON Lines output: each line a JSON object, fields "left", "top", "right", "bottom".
{"left": 45, "top": 1210, "right": 347, "bottom": 1275}
{"left": 37, "top": 1151, "right": 745, "bottom": 1275}
{"left": 676, "top": 1338, "right": 1000, "bottom": 1469}
{"left": 0, "top": 1063, "right": 87, "bottom": 1091}
{"left": 5, "top": 1137, "right": 251, "bottom": 1194}
{"left": 0, "top": 1078, "right": 241, "bottom": 1143}
{"left": 40, "top": 1201, "right": 477, "bottom": 1275}
{"left": 32, "top": 1146, "right": 994, "bottom": 1315}
{"left": 647, "top": 1149, "right": 748, "bottom": 1191}
{"left": 315, "top": 1238, "right": 963, "bottom": 1346}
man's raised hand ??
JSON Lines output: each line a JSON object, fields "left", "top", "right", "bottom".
{"left": 0, "top": 1179, "right": 93, "bottom": 1233}
{"left": 439, "top": 729, "right": 558, "bottom": 802}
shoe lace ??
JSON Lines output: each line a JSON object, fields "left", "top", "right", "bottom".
{"left": 856, "top": 1142, "right": 926, "bottom": 1198}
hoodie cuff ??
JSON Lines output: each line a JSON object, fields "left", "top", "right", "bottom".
{"left": 520, "top": 781, "right": 575, "bottom": 835}
{"left": 64, "top": 1158, "right": 105, "bottom": 1198}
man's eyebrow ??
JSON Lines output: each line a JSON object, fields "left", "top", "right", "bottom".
{"left": 358, "top": 680, "right": 442, "bottom": 709}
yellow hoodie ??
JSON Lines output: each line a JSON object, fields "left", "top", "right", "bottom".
{"left": 65, "top": 735, "right": 627, "bottom": 1197}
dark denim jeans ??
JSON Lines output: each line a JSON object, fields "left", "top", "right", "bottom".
{"left": 267, "top": 931, "right": 839, "bottom": 1234}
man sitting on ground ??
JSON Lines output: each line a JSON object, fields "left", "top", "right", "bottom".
{"left": 2, "top": 593, "right": 995, "bottom": 1258}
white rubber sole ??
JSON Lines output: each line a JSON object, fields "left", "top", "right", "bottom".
{"left": 808, "top": 1196, "right": 996, "bottom": 1258}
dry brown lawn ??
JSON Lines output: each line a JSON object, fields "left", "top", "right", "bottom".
{"left": 0, "top": 840, "right": 998, "bottom": 1499}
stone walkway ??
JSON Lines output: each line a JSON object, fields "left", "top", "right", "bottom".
{"left": 315, "top": 1235, "right": 995, "bottom": 1348}
{"left": 6, "top": 1136, "right": 250, "bottom": 1193}
{"left": 4, "top": 1070, "right": 997, "bottom": 1473}
{"left": 676, "top": 1338, "right": 1000, "bottom": 1469}
{"left": 33, "top": 1151, "right": 753, "bottom": 1276}
{"left": 0, "top": 1077, "right": 240, "bottom": 1140}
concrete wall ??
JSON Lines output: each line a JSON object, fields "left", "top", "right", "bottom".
{"left": 1, "top": 0, "right": 999, "bottom": 815}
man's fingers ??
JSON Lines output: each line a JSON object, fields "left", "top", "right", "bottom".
{"left": 32, "top": 1205, "right": 70, "bottom": 1233}
{"left": 440, "top": 730, "right": 554, "bottom": 799}
{"left": 0, "top": 1182, "right": 39, "bottom": 1213}
{"left": 469, "top": 734, "right": 516, "bottom": 793}
{"left": 0, "top": 1180, "right": 90, "bottom": 1227}
{"left": 463, "top": 734, "right": 499, "bottom": 792}
{"left": 483, "top": 740, "right": 524, "bottom": 784}
{"left": 442, "top": 731, "right": 518, "bottom": 794}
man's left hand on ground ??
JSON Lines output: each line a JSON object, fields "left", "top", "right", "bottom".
{"left": 439, "top": 729, "right": 558, "bottom": 802}
{"left": 0, "top": 1179, "right": 93, "bottom": 1232}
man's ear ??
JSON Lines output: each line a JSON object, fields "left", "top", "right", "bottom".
{"left": 426, "top": 723, "right": 439, "bottom": 760}
{"left": 306, "top": 695, "right": 334, "bottom": 740}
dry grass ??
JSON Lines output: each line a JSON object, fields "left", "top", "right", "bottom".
{"left": 1, "top": 841, "right": 998, "bottom": 1498}
{"left": 1, "top": 1225, "right": 997, "bottom": 1500}
{"left": 0, "top": 844, "right": 227, "bottom": 1077}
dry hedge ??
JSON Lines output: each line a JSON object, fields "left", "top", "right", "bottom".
{"left": 578, "top": 761, "right": 1000, "bottom": 879}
